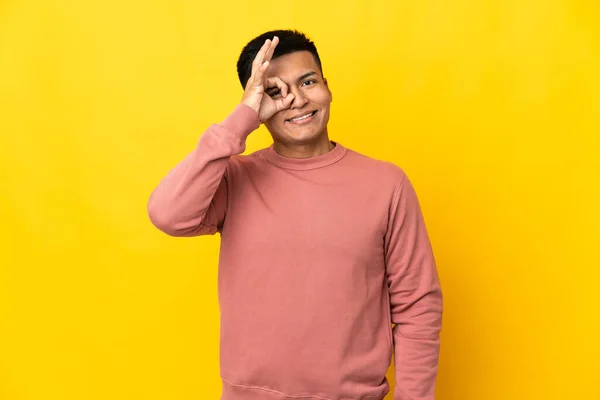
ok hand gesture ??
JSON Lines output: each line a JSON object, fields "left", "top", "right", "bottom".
{"left": 241, "top": 36, "right": 295, "bottom": 122}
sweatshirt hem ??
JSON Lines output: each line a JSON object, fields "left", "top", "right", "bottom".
{"left": 221, "top": 378, "right": 386, "bottom": 400}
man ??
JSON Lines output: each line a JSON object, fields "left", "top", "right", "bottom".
{"left": 148, "top": 29, "right": 443, "bottom": 400}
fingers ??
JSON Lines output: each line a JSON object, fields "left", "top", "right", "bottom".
{"left": 253, "top": 36, "right": 278, "bottom": 68}
{"left": 263, "top": 36, "right": 278, "bottom": 64}
{"left": 269, "top": 74, "right": 294, "bottom": 111}
{"left": 276, "top": 92, "right": 295, "bottom": 112}
{"left": 245, "top": 43, "right": 269, "bottom": 89}
{"left": 266, "top": 76, "right": 288, "bottom": 98}
{"left": 250, "top": 60, "right": 266, "bottom": 88}
{"left": 251, "top": 36, "right": 278, "bottom": 75}
{"left": 252, "top": 39, "right": 271, "bottom": 72}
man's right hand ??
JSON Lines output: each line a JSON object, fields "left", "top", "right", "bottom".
{"left": 241, "top": 36, "right": 295, "bottom": 123}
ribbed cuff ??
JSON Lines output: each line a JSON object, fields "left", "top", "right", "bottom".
{"left": 220, "top": 104, "right": 261, "bottom": 142}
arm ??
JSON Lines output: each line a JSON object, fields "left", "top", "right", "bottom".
{"left": 147, "top": 104, "right": 260, "bottom": 237}
{"left": 147, "top": 35, "right": 294, "bottom": 237}
{"left": 384, "top": 172, "right": 443, "bottom": 399}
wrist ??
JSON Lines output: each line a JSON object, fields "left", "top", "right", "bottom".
{"left": 221, "top": 104, "right": 261, "bottom": 141}
{"left": 240, "top": 99, "right": 260, "bottom": 116}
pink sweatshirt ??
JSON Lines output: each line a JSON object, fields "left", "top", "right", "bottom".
{"left": 147, "top": 104, "right": 443, "bottom": 400}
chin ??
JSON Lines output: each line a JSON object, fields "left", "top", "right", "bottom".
{"left": 280, "top": 135, "right": 326, "bottom": 149}
{"left": 287, "top": 124, "right": 323, "bottom": 138}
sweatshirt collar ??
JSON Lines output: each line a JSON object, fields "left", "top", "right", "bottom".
{"left": 262, "top": 141, "right": 348, "bottom": 171}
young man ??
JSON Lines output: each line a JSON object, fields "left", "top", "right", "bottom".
{"left": 148, "top": 29, "right": 443, "bottom": 400}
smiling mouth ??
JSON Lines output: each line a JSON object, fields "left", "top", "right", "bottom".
{"left": 286, "top": 110, "right": 317, "bottom": 123}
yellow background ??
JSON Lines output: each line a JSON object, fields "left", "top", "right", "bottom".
{"left": 1, "top": 0, "right": 598, "bottom": 399}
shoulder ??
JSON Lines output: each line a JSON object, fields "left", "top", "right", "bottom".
{"left": 344, "top": 146, "right": 407, "bottom": 185}
{"left": 224, "top": 147, "right": 269, "bottom": 176}
{"left": 231, "top": 147, "right": 269, "bottom": 164}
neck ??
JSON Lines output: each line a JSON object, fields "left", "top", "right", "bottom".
{"left": 272, "top": 133, "right": 335, "bottom": 159}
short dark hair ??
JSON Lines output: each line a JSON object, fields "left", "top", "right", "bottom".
{"left": 236, "top": 29, "right": 323, "bottom": 89}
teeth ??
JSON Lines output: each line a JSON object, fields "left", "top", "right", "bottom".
{"left": 290, "top": 111, "right": 315, "bottom": 122}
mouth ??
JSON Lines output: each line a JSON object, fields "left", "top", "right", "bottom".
{"left": 286, "top": 110, "right": 317, "bottom": 124}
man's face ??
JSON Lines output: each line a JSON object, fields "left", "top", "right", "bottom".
{"left": 263, "top": 51, "right": 332, "bottom": 146}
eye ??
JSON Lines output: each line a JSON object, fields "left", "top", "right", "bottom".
{"left": 268, "top": 89, "right": 282, "bottom": 98}
{"left": 302, "top": 79, "right": 317, "bottom": 87}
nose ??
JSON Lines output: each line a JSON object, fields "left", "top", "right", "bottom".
{"left": 290, "top": 88, "right": 308, "bottom": 109}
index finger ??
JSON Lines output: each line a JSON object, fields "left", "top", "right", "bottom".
{"left": 266, "top": 76, "right": 289, "bottom": 98}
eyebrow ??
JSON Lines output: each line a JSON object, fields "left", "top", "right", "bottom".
{"left": 296, "top": 71, "right": 317, "bottom": 84}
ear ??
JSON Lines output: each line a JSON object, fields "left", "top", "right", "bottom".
{"left": 324, "top": 78, "right": 332, "bottom": 102}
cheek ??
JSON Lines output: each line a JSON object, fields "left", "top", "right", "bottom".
{"left": 314, "top": 90, "right": 332, "bottom": 107}
{"left": 265, "top": 114, "right": 285, "bottom": 131}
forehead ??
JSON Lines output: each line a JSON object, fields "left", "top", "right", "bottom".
{"left": 267, "top": 51, "right": 321, "bottom": 80}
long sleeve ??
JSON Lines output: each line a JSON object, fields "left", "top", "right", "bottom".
{"left": 147, "top": 104, "right": 260, "bottom": 237}
{"left": 384, "top": 172, "right": 443, "bottom": 399}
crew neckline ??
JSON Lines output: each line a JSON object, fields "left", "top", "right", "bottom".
{"left": 261, "top": 141, "right": 348, "bottom": 171}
